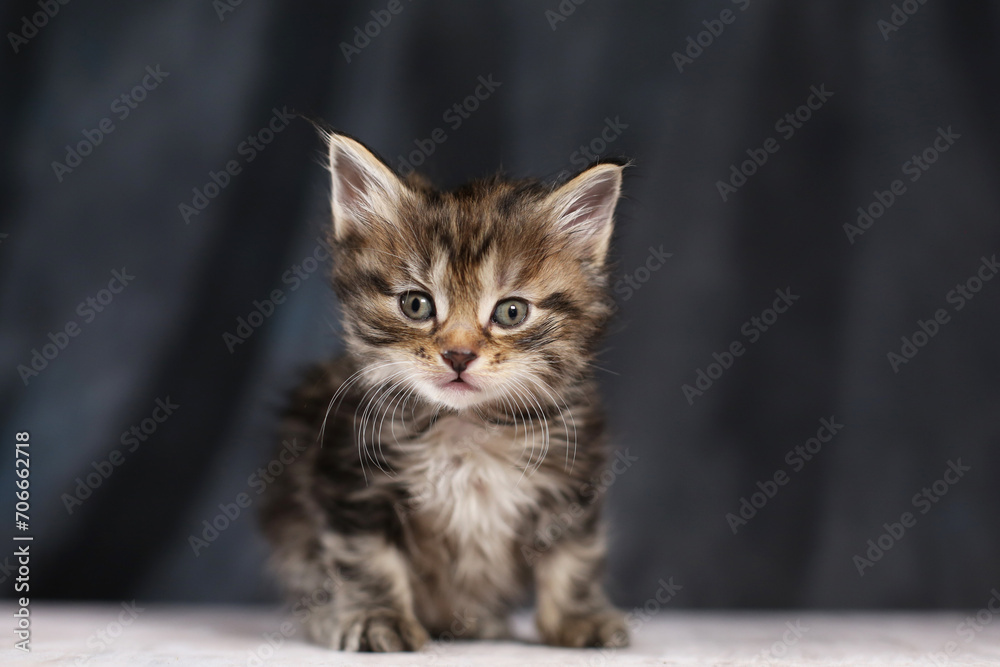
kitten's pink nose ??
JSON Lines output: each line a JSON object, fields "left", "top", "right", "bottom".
{"left": 441, "top": 349, "right": 477, "bottom": 373}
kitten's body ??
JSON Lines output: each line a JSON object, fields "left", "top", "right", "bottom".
{"left": 260, "top": 133, "right": 628, "bottom": 652}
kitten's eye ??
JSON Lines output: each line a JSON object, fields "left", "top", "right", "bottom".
{"left": 399, "top": 292, "right": 435, "bottom": 321}
{"left": 492, "top": 299, "right": 529, "bottom": 327}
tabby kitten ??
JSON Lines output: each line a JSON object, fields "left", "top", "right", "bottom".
{"left": 259, "top": 131, "right": 629, "bottom": 652}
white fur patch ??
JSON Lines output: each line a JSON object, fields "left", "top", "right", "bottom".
{"left": 395, "top": 414, "right": 567, "bottom": 632}
{"left": 396, "top": 415, "right": 563, "bottom": 599}
{"left": 404, "top": 417, "right": 532, "bottom": 544}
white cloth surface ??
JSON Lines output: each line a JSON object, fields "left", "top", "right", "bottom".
{"left": 5, "top": 604, "right": 1000, "bottom": 666}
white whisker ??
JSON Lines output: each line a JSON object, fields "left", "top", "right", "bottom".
{"left": 527, "top": 375, "right": 578, "bottom": 473}
{"left": 352, "top": 367, "right": 409, "bottom": 482}
{"left": 357, "top": 369, "right": 410, "bottom": 477}
{"left": 318, "top": 360, "right": 409, "bottom": 448}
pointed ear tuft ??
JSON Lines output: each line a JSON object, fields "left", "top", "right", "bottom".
{"left": 544, "top": 163, "right": 624, "bottom": 263}
{"left": 323, "top": 131, "right": 407, "bottom": 241}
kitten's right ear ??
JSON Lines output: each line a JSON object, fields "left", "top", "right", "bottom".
{"left": 324, "top": 132, "right": 408, "bottom": 241}
{"left": 544, "top": 161, "right": 624, "bottom": 265}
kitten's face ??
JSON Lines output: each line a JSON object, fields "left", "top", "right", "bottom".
{"left": 325, "top": 133, "right": 622, "bottom": 412}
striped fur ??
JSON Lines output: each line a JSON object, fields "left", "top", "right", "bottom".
{"left": 259, "top": 132, "right": 629, "bottom": 651}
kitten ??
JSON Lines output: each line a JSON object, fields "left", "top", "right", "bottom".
{"left": 259, "top": 130, "right": 629, "bottom": 652}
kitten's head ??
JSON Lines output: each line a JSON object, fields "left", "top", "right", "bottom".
{"left": 324, "top": 132, "right": 623, "bottom": 412}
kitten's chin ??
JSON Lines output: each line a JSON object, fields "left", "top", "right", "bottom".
{"left": 421, "top": 376, "right": 487, "bottom": 411}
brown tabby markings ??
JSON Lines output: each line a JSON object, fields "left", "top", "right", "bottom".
{"left": 259, "top": 131, "right": 630, "bottom": 651}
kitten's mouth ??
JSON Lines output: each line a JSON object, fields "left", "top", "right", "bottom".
{"left": 442, "top": 375, "right": 477, "bottom": 392}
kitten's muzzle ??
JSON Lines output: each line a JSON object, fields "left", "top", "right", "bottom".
{"left": 441, "top": 349, "right": 478, "bottom": 373}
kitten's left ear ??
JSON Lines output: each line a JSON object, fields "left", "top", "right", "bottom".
{"left": 544, "top": 162, "right": 624, "bottom": 264}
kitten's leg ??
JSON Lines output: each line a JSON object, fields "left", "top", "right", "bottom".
{"left": 295, "top": 533, "right": 429, "bottom": 652}
{"left": 533, "top": 523, "right": 629, "bottom": 648}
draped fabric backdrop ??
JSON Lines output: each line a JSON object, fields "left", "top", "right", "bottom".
{"left": 1, "top": 0, "right": 998, "bottom": 608}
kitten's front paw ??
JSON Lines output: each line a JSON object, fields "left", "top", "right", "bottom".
{"left": 539, "top": 609, "right": 630, "bottom": 649}
{"left": 311, "top": 610, "right": 429, "bottom": 652}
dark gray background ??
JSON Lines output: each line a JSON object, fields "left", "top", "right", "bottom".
{"left": 1, "top": 0, "right": 997, "bottom": 609}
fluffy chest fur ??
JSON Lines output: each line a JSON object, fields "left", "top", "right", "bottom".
{"left": 400, "top": 416, "right": 540, "bottom": 542}
{"left": 392, "top": 415, "right": 557, "bottom": 630}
